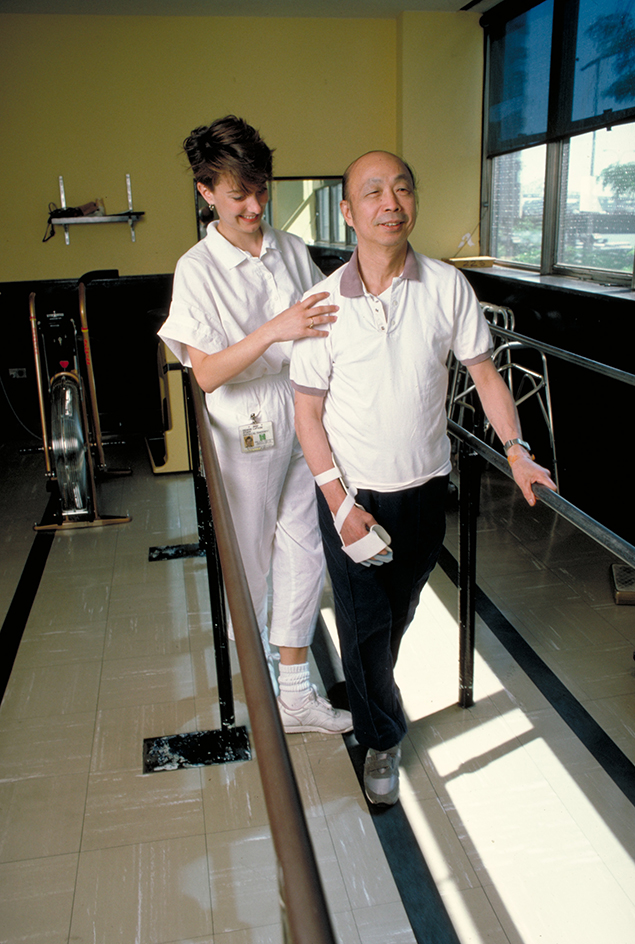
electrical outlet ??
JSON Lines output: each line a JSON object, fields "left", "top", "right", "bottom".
{"left": 9, "top": 368, "right": 27, "bottom": 379}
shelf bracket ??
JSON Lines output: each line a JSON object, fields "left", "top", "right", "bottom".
{"left": 126, "top": 173, "right": 137, "bottom": 242}
{"left": 55, "top": 174, "right": 142, "bottom": 243}
{"left": 58, "top": 175, "right": 70, "bottom": 245}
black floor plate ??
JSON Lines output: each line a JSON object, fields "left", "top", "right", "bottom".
{"left": 143, "top": 726, "right": 251, "bottom": 773}
{"left": 148, "top": 543, "right": 206, "bottom": 561}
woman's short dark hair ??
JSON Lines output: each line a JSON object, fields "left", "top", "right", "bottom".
{"left": 183, "top": 115, "right": 274, "bottom": 193}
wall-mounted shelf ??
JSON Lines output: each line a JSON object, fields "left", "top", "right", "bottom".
{"left": 55, "top": 211, "right": 144, "bottom": 226}
{"left": 55, "top": 174, "right": 144, "bottom": 243}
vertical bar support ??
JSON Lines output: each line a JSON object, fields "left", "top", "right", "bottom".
{"left": 458, "top": 439, "right": 479, "bottom": 708}
{"left": 183, "top": 373, "right": 237, "bottom": 730}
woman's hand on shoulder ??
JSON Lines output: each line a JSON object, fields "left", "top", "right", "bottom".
{"left": 265, "top": 292, "right": 338, "bottom": 344}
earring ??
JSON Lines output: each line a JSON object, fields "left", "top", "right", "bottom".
{"left": 208, "top": 203, "right": 214, "bottom": 211}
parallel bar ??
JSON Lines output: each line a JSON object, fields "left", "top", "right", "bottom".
{"left": 458, "top": 441, "right": 479, "bottom": 708}
{"left": 188, "top": 371, "right": 337, "bottom": 944}
{"left": 449, "top": 416, "right": 635, "bottom": 716}
{"left": 448, "top": 419, "right": 635, "bottom": 569}
{"left": 482, "top": 324, "right": 635, "bottom": 387}
{"left": 184, "top": 378, "right": 236, "bottom": 731}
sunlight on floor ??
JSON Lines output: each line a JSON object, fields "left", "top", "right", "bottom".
{"left": 398, "top": 577, "right": 635, "bottom": 944}
{"left": 319, "top": 568, "right": 635, "bottom": 944}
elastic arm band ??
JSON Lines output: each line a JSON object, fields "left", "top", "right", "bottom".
{"left": 314, "top": 466, "right": 341, "bottom": 486}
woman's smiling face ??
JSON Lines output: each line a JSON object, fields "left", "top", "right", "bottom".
{"left": 198, "top": 174, "right": 269, "bottom": 249}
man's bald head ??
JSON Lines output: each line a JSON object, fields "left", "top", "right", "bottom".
{"left": 342, "top": 151, "right": 416, "bottom": 202}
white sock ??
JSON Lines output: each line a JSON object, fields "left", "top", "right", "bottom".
{"left": 278, "top": 662, "right": 311, "bottom": 707}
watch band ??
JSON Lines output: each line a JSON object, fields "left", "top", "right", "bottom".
{"left": 504, "top": 438, "right": 532, "bottom": 456}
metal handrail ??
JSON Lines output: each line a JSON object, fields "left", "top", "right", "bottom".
{"left": 482, "top": 323, "right": 635, "bottom": 387}
{"left": 448, "top": 419, "right": 635, "bottom": 569}
{"left": 449, "top": 417, "right": 635, "bottom": 708}
{"left": 188, "top": 371, "right": 337, "bottom": 944}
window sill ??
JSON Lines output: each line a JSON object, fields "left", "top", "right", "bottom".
{"left": 475, "top": 265, "right": 635, "bottom": 302}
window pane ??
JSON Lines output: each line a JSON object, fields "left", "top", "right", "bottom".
{"left": 487, "top": 0, "right": 553, "bottom": 155}
{"left": 316, "top": 186, "right": 331, "bottom": 242}
{"left": 557, "top": 123, "right": 635, "bottom": 273}
{"left": 490, "top": 145, "right": 547, "bottom": 265}
{"left": 573, "top": 0, "right": 635, "bottom": 124}
{"left": 331, "top": 182, "right": 348, "bottom": 244}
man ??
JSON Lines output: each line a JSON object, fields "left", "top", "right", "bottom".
{"left": 290, "top": 151, "right": 556, "bottom": 805}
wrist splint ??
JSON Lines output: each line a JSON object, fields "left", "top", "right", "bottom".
{"left": 314, "top": 467, "right": 393, "bottom": 566}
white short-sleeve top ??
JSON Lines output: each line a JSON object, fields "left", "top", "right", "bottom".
{"left": 159, "top": 220, "right": 323, "bottom": 384}
{"left": 289, "top": 246, "right": 493, "bottom": 492}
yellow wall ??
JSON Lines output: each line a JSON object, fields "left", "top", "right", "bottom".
{"left": 398, "top": 11, "right": 483, "bottom": 260}
{"left": 0, "top": 11, "right": 482, "bottom": 282}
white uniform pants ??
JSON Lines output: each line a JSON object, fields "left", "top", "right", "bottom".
{"left": 206, "top": 368, "right": 324, "bottom": 648}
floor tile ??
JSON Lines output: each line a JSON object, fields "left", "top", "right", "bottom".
{"left": 201, "top": 757, "right": 268, "bottom": 834}
{"left": 541, "top": 643, "right": 635, "bottom": 699}
{"left": 70, "top": 835, "right": 213, "bottom": 944}
{"left": 306, "top": 814, "right": 352, "bottom": 915}
{"left": 13, "top": 621, "right": 106, "bottom": 668}
{"left": 214, "top": 927, "right": 282, "bottom": 944}
{"left": 0, "top": 660, "right": 102, "bottom": 721}
{"left": 104, "top": 610, "right": 190, "bottom": 660}
{"left": 98, "top": 653, "right": 195, "bottom": 709}
{"left": 0, "top": 772, "right": 88, "bottom": 862}
{"left": 81, "top": 767, "right": 204, "bottom": 850}
{"left": 329, "top": 910, "right": 362, "bottom": 944}
{"left": 483, "top": 856, "right": 635, "bottom": 944}
{"left": 324, "top": 800, "right": 402, "bottom": 910}
{"left": 353, "top": 900, "right": 416, "bottom": 944}
{"left": 27, "top": 580, "right": 111, "bottom": 626}
{"left": 0, "top": 712, "right": 95, "bottom": 779}
{"left": 206, "top": 824, "right": 279, "bottom": 933}
{"left": 0, "top": 853, "right": 78, "bottom": 944}
{"left": 519, "top": 599, "right": 627, "bottom": 652}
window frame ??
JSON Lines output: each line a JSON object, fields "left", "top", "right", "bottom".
{"left": 480, "top": 0, "right": 635, "bottom": 288}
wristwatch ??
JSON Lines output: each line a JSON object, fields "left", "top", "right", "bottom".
{"left": 503, "top": 438, "right": 532, "bottom": 456}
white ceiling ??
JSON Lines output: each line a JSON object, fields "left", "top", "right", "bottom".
{"left": 0, "top": 0, "right": 501, "bottom": 17}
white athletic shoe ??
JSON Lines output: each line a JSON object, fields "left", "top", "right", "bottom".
{"left": 277, "top": 685, "right": 354, "bottom": 734}
{"left": 363, "top": 744, "right": 401, "bottom": 805}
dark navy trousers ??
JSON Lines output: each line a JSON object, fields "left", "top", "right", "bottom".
{"left": 316, "top": 475, "right": 448, "bottom": 751}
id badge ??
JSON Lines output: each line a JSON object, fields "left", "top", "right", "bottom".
{"left": 239, "top": 419, "right": 275, "bottom": 453}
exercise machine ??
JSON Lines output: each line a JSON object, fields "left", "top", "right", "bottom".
{"left": 29, "top": 271, "right": 131, "bottom": 531}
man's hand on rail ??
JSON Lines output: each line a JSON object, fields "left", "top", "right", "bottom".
{"left": 507, "top": 446, "right": 557, "bottom": 506}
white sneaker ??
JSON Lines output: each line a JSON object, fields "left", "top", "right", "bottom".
{"left": 277, "top": 685, "right": 353, "bottom": 734}
{"left": 363, "top": 744, "right": 401, "bottom": 805}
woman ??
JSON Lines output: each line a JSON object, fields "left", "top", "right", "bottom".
{"left": 159, "top": 115, "right": 352, "bottom": 735}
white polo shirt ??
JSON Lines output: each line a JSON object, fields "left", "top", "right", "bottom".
{"left": 159, "top": 220, "right": 322, "bottom": 383}
{"left": 290, "top": 246, "right": 492, "bottom": 492}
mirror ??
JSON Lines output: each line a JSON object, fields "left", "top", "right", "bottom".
{"left": 195, "top": 177, "right": 357, "bottom": 250}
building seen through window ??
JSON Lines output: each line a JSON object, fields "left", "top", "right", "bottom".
{"left": 482, "top": 0, "right": 635, "bottom": 285}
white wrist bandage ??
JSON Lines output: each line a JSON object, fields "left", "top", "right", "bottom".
{"left": 314, "top": 466, "right": 393, "bottom": 566}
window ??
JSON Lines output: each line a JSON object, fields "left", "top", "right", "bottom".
{"left": 482, "top": 0, "right": 635, "bottom": 285}
{"left": 269, "top": 179, "right": 356, "bottom": 248}
{"left": 195, "top": 178, "right": 356, "bottom": 248}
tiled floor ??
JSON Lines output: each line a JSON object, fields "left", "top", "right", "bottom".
{"left": 0, "top": 439, "right": 634, "bottom": 944}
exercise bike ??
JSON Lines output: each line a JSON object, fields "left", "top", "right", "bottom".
{"left": 29, "top": 271, "right": 131, "bottom": 531}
